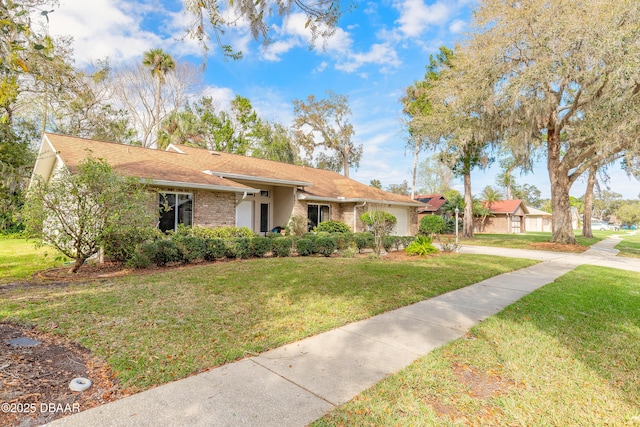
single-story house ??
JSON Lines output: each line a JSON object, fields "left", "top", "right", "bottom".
{"left": 478, "top": 199, "right": 529, "bottom": 234}
{"left": 31, "top": 134, "right": 423, "bottom": 235}
{"left": 525, "top": 206, "right": 552, "bottom": 232}
{"left": 414, "top": 194, "right": 447, "bottom": 222}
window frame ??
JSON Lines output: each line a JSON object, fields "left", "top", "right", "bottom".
{"left": 307, "top": 203, "right": 331, "bottom": 231}
{"left": 158, "top": 191, "right": 194, "bottom": 232}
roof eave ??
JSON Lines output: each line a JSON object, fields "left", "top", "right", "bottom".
{"left": 203, "top": 170, "right": 312, "bottom": 187}
{"left": 148, "top": 179, "right": 259, "bottom": 193}
{"left": 298, "top": 194, "right": 422, "bottom": 207}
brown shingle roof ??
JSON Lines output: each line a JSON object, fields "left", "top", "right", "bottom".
{"left": 42, "top": 134, "right": 422, "bottom": 206}
{"left": 170, "top": 144, "right": 421, "bottom": 205}
{"left": 43, "top": 134, "right": 253, "bottom": 191}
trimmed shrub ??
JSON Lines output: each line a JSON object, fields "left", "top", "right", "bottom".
{"left": 174, "top": 236, "right": 206, "bottom": 264}
{"left": 391, "top": 236, "right": 404, "bottom": 251}
{"left": 250, "top": 237, "right": 272, "bottom": 258}
{"left": 353, "top": 232, "right": 374, "bottom": 252}
{"left": 271, "top": 237, "right": 292, "bottom": 257}
{"left": 189, "top": 226, "right": 257, "bottom": 240}
{"left": 419, "top": 215, "right": 445, "bottom": 235}
{"left": 125, "top": 242, "right": 157, "bottom": 269}
{"left": 296, "top": 238, "right": 314, "bottom": 256}
{"left": 225, "top": 238, "right": 251, "bottom": 259}
{"left": 154, "top": 239, "right": 181, "bottom": 266}
{"left": 332, "top": 232, "right": 353, "bottom": 250}
{"left": 315, "top": 236, "right": 337, "bottom": 257}
{"left": 405, "top": 235, "right": 439, "bottom": 257}
{"left": 314, "top": 220, "right": 351, "bottom": 234}
{"left": 382, "top": 236, "right": 395, "bottom": 252}
{"left": 204, "top": 238, "right": 226, "bottom": 261}
{"left": 102, "top": 226, "right": 162, "bottom": 262}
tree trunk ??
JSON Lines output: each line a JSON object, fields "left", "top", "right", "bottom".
{"left": 155, "top": 74, "right": 161, "bottom": 147}
{"left": 463, "top": 171, "right": 474, "bottom": 238}
{"left": 411, "top": 141, "right": 419, "bottom": 199}
{"left": 548, "top": 125, "right": 577, "bottom": 244}
{"left": 70, "top": 256, "right": 86, "bottom": 274}
{"left": 340, "top": 145, "right": 349, "bottom": 177}
{"left": 581, "top": 165, "right": 597, "bottom": 238}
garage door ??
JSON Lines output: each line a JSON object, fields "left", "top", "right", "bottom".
{"left": 385, "top": 207, "right": 410, "bottom": 236}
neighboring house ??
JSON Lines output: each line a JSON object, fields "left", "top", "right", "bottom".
{"left": 571, "top": 207, "right": 580, "bottom": 229}
{"left": 525, "top": 206, "right": 552, "bottom": 232}
{"left": 414, "top": 194, "right": 447, "bottom": 222}
{"left": 31, "top": 134, "right": 423, "bottom": 235}
{"left": 479, "top": 199, "right": 529, "bottom": 234}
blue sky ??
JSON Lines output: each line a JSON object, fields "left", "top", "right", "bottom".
{"left": 42, "top": 0, "right": 639, "bottom": 200}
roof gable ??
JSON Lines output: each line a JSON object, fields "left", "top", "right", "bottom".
{"left": 484, "top": 199, "right": 529, "bottom": 215}
{"left": 414, "top": 194, "right": 446, "bottom": 212}
{"left": 39, "top": 134, "right": 422, "bottom": 206}
{"left": 39, "top": 134, "right": 253, "bottom": 192}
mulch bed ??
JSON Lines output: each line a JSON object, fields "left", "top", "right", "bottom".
{"left": 528, "top": 242, "right": 588, "bottom": 253}
{"left": 0, "top": 323, "right": 125, "bottom": 427}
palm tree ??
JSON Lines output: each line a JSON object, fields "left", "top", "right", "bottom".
{"left": 142, "top": 48, "right": 176, "bottom": 145}
{"left": 481, "top": 185, "right": 504, "bottom": 210}
{"left": 479, "top": 186, "right": 504, "bottom": 232}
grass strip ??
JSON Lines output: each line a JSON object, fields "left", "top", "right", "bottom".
{"left": 459, "top": 232, "right": 605, "bottom": 251}
{"left": 314, "top": 265, "right": 640, "bottom": 426}
{"left": 616, "top": 232, "right": 640, "bottom": 258}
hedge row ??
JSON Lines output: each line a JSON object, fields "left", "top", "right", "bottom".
{"left": 105, "top": 226, "right": 417, "bottom": 268}
{"left": 125, "top": 235, "right": 294, "bottom": 268}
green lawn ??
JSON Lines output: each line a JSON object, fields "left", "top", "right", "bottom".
{"left": 458, "top": 231, "right": 605, "bottom": 251}
{"left": 0, "top": 238, "right": 67, "bottom": 283}
{"left": 314, "top": 265, "right": 640, "bottom": 426}
{"left": 616, "top": 232, "right": 640, "bottom": 258}
{"left": 0, "top": 255, "right": 536, "bottom": 391}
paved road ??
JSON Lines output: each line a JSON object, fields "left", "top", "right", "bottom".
{"left": 46, "top": 235, "right": 640, "bottom": 427}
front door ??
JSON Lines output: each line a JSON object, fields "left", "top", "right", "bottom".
{"left": 236, "top": 200, "right": 254, "bottom": 231}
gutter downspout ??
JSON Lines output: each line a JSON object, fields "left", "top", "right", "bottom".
{"left": 354, "top": 201, "right": 367, "bottom": 232}
{"left": 235, "top": 192, "right": 248, "bottom": 207}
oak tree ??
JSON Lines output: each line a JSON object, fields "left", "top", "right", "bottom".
{"left": 445, "top": 0, "right": 640, "bottom": 244}
{"left": 292, "top": 90, "right": 361, "bottom": 177}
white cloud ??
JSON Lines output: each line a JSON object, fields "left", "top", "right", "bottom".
{"left": 200, "top": 85, "right": 236, "bottom": 110}
{"left": 449, "top": 19, "right": 467, "bottom": 34}
{"left": 261, "top": 39, "right": 300, "bottom": 61}
{"left": 45, "top": 0, "right": 168, "bottom": 66}
{"left": 393, "top": 0, "right": 451, "bottom": 38}
{"left": 260, "top": 12, "right": 353, "bottom": 61}
{"left": 313, "top": 61, "right": 329, "bottom": 73}
{"left": 335, "top": 43, "right": 401, "bottom": 73}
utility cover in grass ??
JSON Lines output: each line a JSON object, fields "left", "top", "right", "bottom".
{"left": 7, "top": 337, "right": 41, "bottom": 347}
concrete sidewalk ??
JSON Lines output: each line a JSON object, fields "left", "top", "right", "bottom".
{"left": 46, "top": 237, "right": 640, "bottom": 427}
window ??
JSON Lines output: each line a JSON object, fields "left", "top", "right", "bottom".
{"left": 159, "top": 192, "right": 193, "bottom": 232}
{"left": 260, "top": 203, "right": 269, "bottom": 233}
{"left": 307, "top": 204, "right": 330, "bottom": 231}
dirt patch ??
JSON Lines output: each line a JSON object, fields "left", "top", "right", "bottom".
{"left": 0, "top": 323, "right": 124, "bottom": 427}
{"left": 452, "top": 362, "right": 514, "bottom": 399}
{"left": 424, "top": 360, "right": 518, "bottom": 425}
{"left": 528, "top": 242, "right": 588, "bottom": 253}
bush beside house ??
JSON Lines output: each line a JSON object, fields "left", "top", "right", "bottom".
{"left": 114, "top": 220, "right": 417, "bottom": 269}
